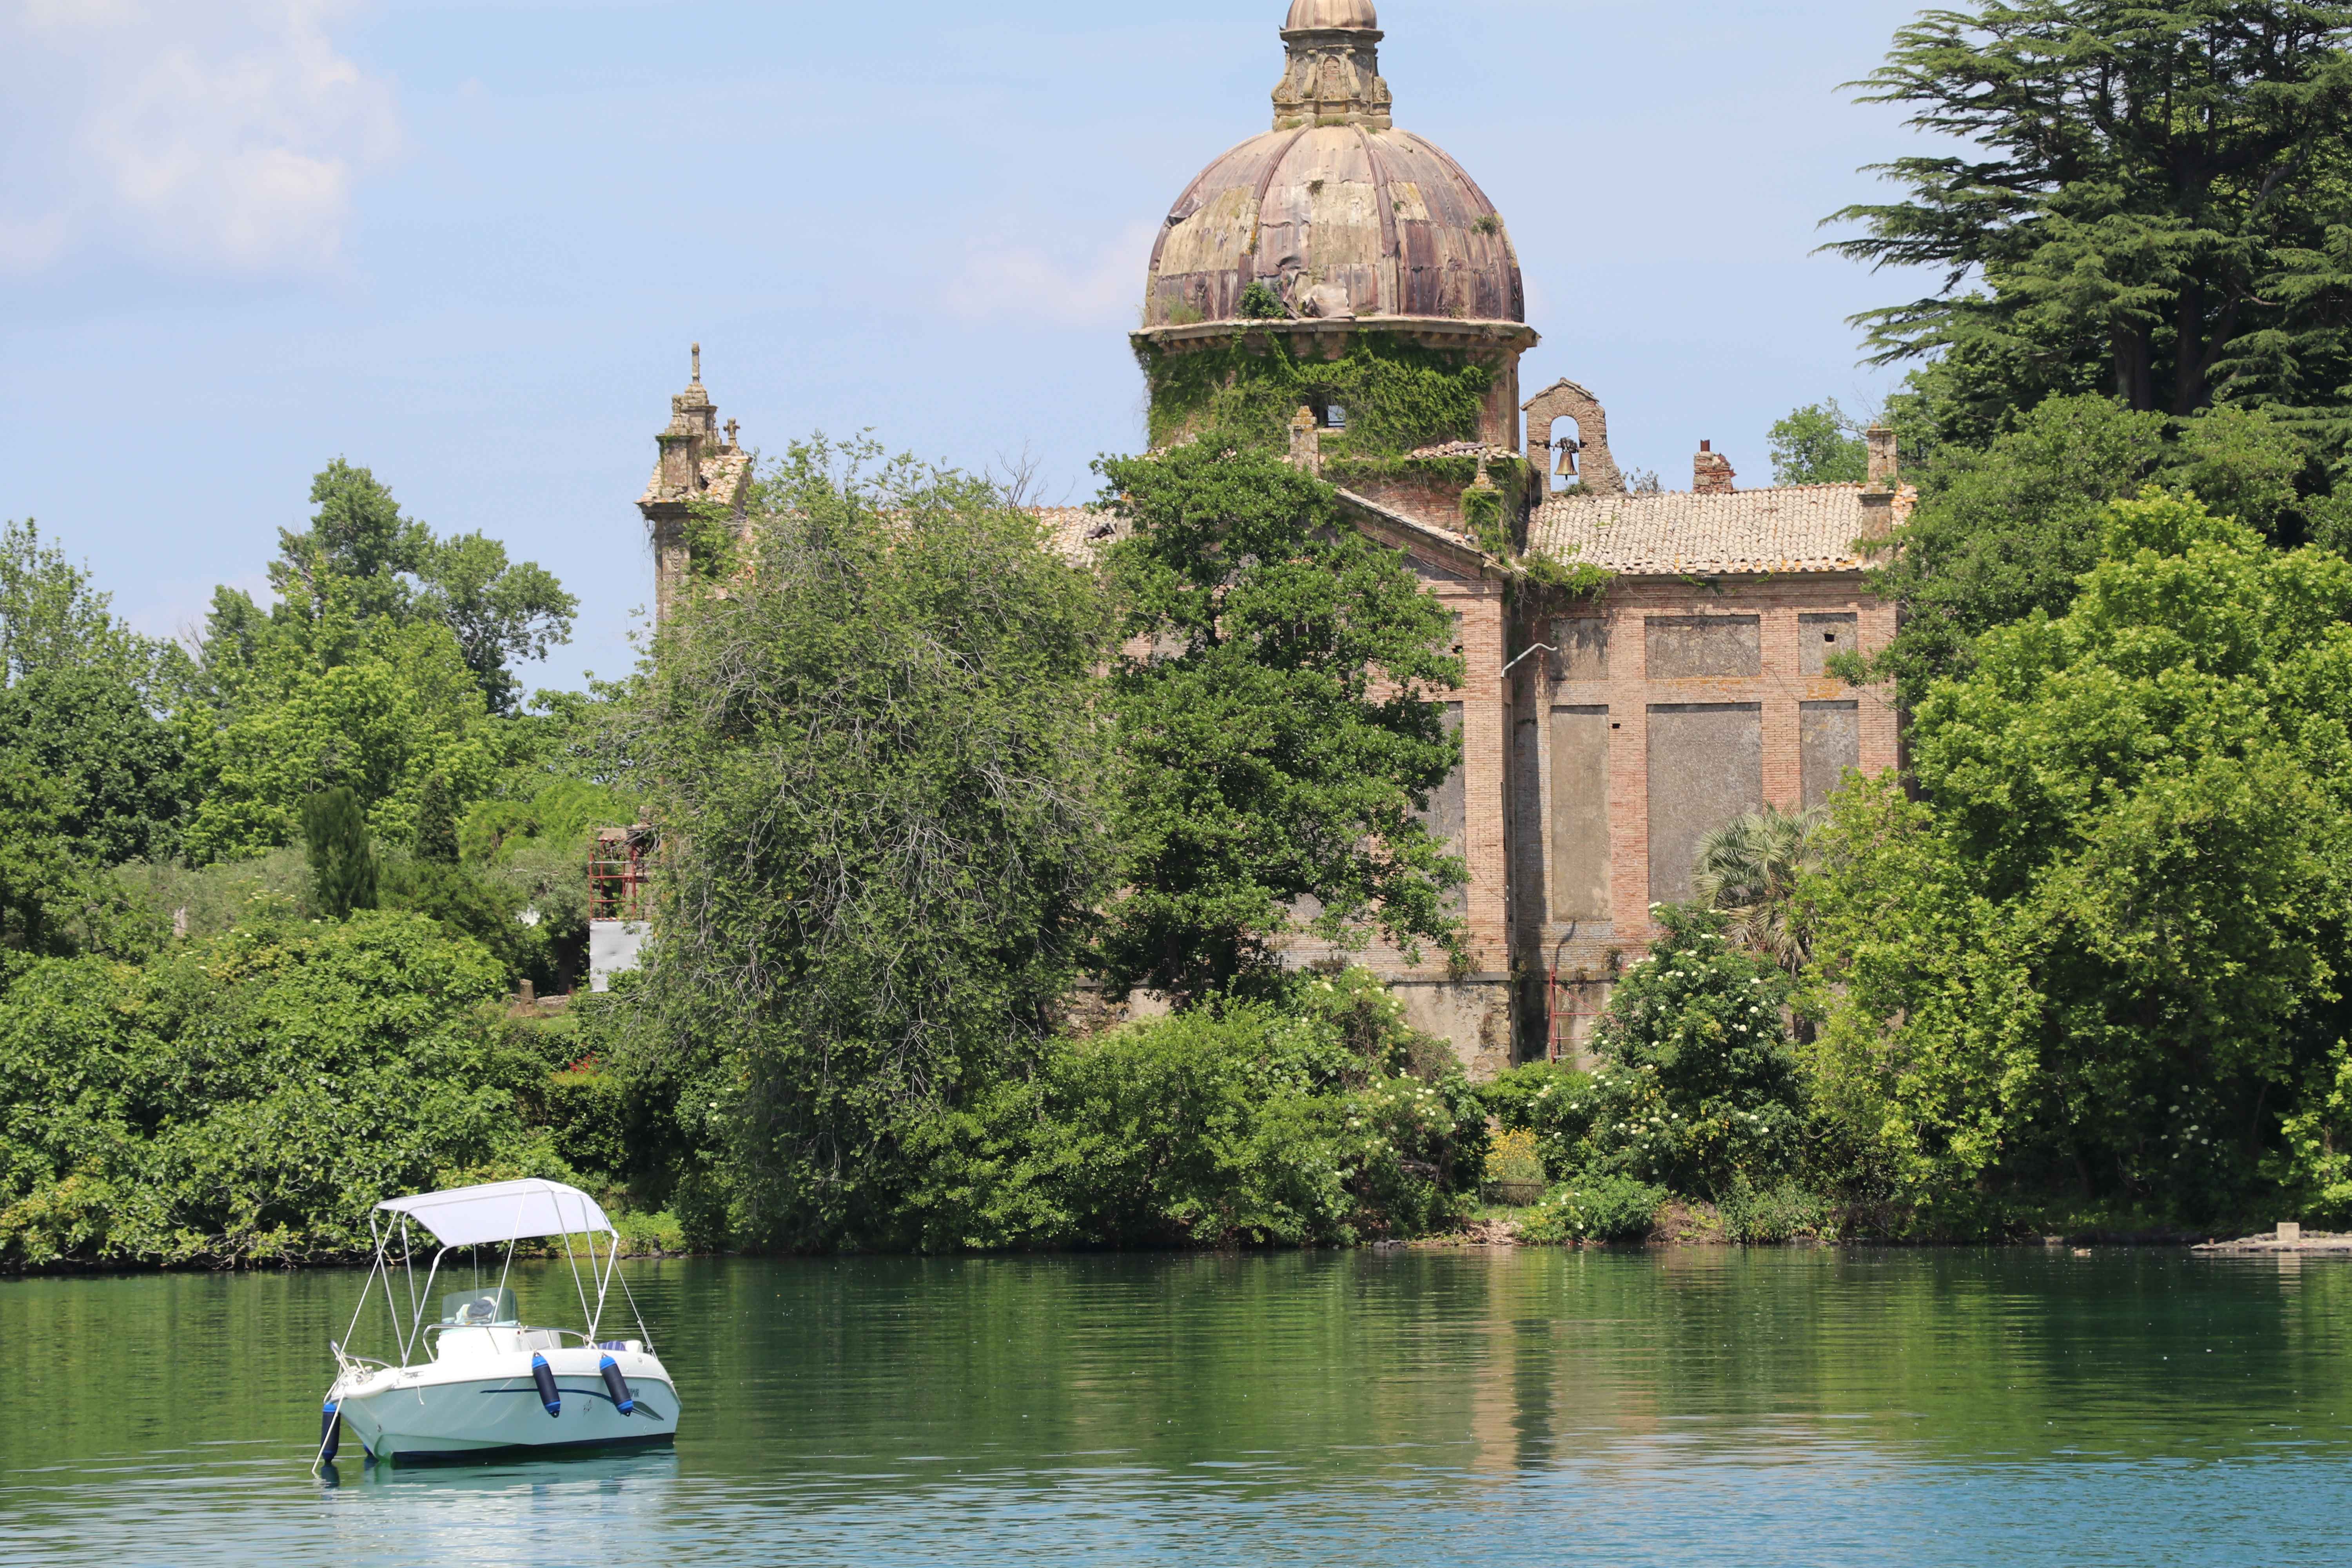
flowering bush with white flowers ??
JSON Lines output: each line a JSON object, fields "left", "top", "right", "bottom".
{"left": 1575, "top": 906, "right": 1807, "bottom": 1199}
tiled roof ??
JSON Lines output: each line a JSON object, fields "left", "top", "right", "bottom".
{"left": 1528, "top": 484, "right": 1913, "bottom": 577}
{"left": 1031, "top": 506, "right": 1125, "bottom": 562}
{"left": 638, "top": 450, "right": 752, "bottom": 510}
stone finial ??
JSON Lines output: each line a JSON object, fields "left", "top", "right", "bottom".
{"left": 1866, "top": 424, "right": 1898, "bottom": 488}
{"left": 1273, "top": 0, "right": 1391, "bottom": 129}
{"left": 691, "top": 343, "right": 702, "bottom": 385}
{"left": 1288, "top": 405, "right": 1324, "bottom": 475}
{"left": 1694, "top": 440, "right": 1737, "bottom": 494}
{"left": 725, "top": 418, "right": 740, "bottom": 450}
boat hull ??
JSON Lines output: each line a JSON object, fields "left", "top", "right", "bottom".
{"left": 334, "top": 1350, "right": 679, "bottom": 1465}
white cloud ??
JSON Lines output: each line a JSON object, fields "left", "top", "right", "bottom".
{"left": 947, "top": 219, "right": 1158, "bottom": 327}
{"left": 0, "top": 0, "right": 397, "bottom": 275}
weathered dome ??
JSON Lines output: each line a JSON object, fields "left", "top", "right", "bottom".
{"left": 1141, "top": 6, "right": 1522, "bottom": 333}
{"left": 1285, "top": 0, "right": 1379, "bottom": 29}
{"left": 1144, "top": 127, "right": 1521, "bottom": 330}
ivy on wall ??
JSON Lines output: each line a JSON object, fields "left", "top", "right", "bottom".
{"left": 1142, "top": 331, "right": 1497, "bottom": 456}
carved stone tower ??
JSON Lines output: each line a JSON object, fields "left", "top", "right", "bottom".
{"left": 637, "top": 344, "right": 751, "bottom": 626}
{"left": 1272, "top": 0, "right": 1393, "bottom": 129}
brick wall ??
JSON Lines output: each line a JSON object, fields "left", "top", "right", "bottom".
{"left": 1507, "top": 570, "right": 1897, "bottom": 1065}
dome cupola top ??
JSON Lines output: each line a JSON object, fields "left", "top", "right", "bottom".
{"left": 1140, "top": 4, "right": 1525, "bottom": 337}
{"left": 1274, "top": 0, "right": 1389, "bottom": 129}
{"left": 1284, "top": 0, "right": 1379, "bottom": 31}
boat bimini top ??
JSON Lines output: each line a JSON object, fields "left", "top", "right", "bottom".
{"left": 378, "top": 1178, "right": 616, "bottom": 1248}
{"left": 332, "top": 1178, "right": 653, "bottom": 1392}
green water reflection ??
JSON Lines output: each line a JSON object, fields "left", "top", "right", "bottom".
{"left": 2, "top": 1249, "right": 2347, "bottom": 1565}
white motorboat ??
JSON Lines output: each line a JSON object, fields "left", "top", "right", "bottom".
{"left": 317, "top": 1178, "right": 681, "bottom": 1466}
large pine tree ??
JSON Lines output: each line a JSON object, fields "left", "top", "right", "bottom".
{"left": 1828, "top": 2, "right": 2352, "bottom": 443}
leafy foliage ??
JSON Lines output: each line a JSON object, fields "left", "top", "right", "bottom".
{"left": 1769, "top": 399, "right": 1874, "bottom": 485}
{"left": 183, "top": 583, "right": 504, "bottom": 862}
{"left": 267, "top": 461, "right": 577, "bottom": 714}
{"left": 1097, "top": 443, "right": 1468, "bottom": 1003}
{"left": 1140, "top": 331, "right": 1497, "bottom": 456}
{"left": 1480, "top": 1060, "right": 1600, "bottom": 1180}
{"left": 0, "top": 912, "right": 568, "bottom": 1269}
{"left": 1693, "top": 806, "right": 1824, "bottom": 974}
{"left": 301, "top": 787, "right": 378, "bottom": 920}
{"left": 1827, "top": 1, "right": 2352, "bottom": 430}
{"left": 626, "top": 439, "right": 1115, "bottom": 1252}
{"left": 1579, "top": 908, "right": 1807, "bottom": 1200}
{"left": 1516, "top": 1172, "right": 1666, "bottom": 1243}
{"left": 1859, "top": 395, "right": 2314, "bottom": 703}
{"left": 0, "top": 519, "right": 158, "bottom": 687}
{"left": 1805, "top": 493, "right": 2352, "bottom": 1217}
{"left": 910, "top": 968, "right": 1486, "bottom": 1249}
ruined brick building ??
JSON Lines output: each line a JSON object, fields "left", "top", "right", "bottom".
{"left": 638, "top": 0, "right": 1907, "bottom": 1077}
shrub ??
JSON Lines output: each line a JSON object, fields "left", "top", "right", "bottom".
{"left": 911, "top": 969, "right": 1486, "bottom": 1250}
{"left": 1480, "top": 1060, "right": 1598, "bottom": 1179}
{"left": 1485, "top": 1127, "right": 1545, "bottom": 1195}
{"left": 1718, "top": 1177, "right": 1832, "bottom": 1243}
{"left": 1518, "top": 1172, "right": 1665, "bottom": 1244}
{"left": 1577, "top": 906, "right": 1805, "bottom": 1198}
{"left": 0, "top": 910, "right": 570, "bottom": 1269}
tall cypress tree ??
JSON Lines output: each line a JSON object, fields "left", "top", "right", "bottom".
{"left": 415, "top": 772, "right": 459, "bottom": 866}
{"left": 302, "top": 787, "right": 378, "bottom": 920}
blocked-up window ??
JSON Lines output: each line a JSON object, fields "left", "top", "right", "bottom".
{"left": 1417, "top": 703, "right": 1468, "bottom": 911}
{"left": 1800, "top": 613, "right": 1859, "bottom": 677}
{"left": 1646, "top": 616, "right": 1761, "bottom": 679}
{"left": 1801, "top": 701, "right": 1861, "bottom": 809}
{"left": 1549, "top": 706, "right": 1611, "bottom": 920}
{"left": 1549, "top": 618, "right": 1608, "bottom": 682}
{"left": 1646, "top": 703, "right": 1764, "bottom": 903}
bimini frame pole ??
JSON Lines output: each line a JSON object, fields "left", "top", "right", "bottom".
{"left": 405, "top": 1245, "right": 453, "bottom": 1356}
{"left": 371, "top": 1214, "right": 405, "bottom": 1360}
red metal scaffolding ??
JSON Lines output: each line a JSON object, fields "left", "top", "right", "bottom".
{"left": 588, "top": 825, "right": 654, "bottom": 922}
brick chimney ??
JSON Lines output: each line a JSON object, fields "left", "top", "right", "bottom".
{"left": 1866, "top": 424, "right": 1898, "bottom": 488}
{"left": 1693, "top": 440, "right": 1736, "bottom": 494}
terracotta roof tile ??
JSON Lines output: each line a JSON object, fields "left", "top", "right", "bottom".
{"left": 1030, "top": 506, "right": 1125, "bottom": 562}
{"left": 1529, "top": 484, "right": 1913, "bottom": 577}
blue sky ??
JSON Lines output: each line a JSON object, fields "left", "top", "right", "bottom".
{"left": 0, "top": 0, "right": 1941, "bottom": 693}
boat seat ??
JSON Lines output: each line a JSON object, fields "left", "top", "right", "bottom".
{"left": 439, "top": 1287, "right": 519, "bottom": 1327}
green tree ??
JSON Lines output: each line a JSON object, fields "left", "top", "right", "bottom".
{"left": 0, "top": 524, "right": 186, "bottom": 955}
{"left": 302, "top": 787, "right": 379, "bottom": 920}
{"left": 1096, "top": 444, "right": 1468, "bottom": 1004}
{"left": 0, "top": 668, "right": 189, "bottom": 869}
{"left": 627, "top": 439, "right": 1115, "bottom": 1250}
{"left": 415, "top": 772, "right": 459, "bottom": 865}
{"left": 0, "top": 758, "right": 93, "bottom": 957}
{"left": 1768, "top": 399, "right": 1873, "bottom": 485}
{"left": 1859, "top": 395, "right": 2312, "bottom": 703}
{"left": 1693, "top": 806, "right": 1823, "bottom": 974}
{"left": 1574, "top": 906, "right": 1806, "bottom": 1200}
{"left": 183, "top": 585, "right": 503, "bottom": 861}
{"left": 1828, "top": 1, "right": 2352, "bottom": 439}
{"left": 1804, "top": 493, "right": 2352, "bottom": 1216}
{"left": 267, "top": 461, "right": 577, "bottom": 713}
{"left": 0, "top": 520, "right": 151, "bottom": 685}
{"left": 417, "top": 533, "right": 578, "bottom": 715}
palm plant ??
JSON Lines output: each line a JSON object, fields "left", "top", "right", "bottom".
{"left": 1691, "top": 806, "right": 1820, "bottom": 973}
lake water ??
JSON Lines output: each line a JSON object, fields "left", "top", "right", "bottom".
{"left": 2, "top": 1247, "right": 2347, "bottom": 1565}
